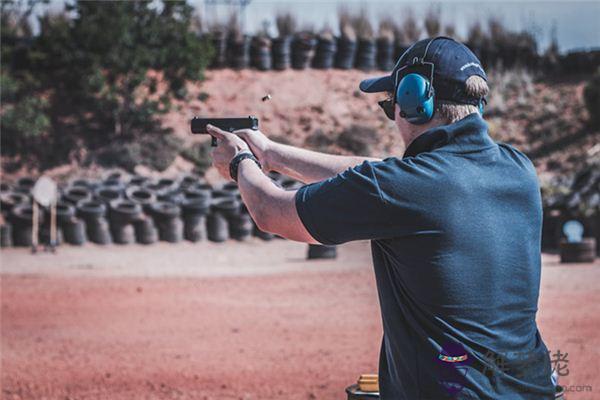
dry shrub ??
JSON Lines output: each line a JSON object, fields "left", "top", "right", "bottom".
{"left": 488, "top": 17, "right": 507, "bottom": 42}
{"left": 468, "top": 22, "right": 486, "bottom": 45}
{"left": 378, "top": 17, "right": 396, "bottom": 41}
{"left": 338, "top": 8, "right": 356, "bottom": 41}
{"left": 226, "top": 13, "right": 243, "bottom": 42}
{"left": 424, "top": 5, "right": 441, "bottom": 37}
{"left": 337, "top": 125, "right": 379, "bottom": 156}
{"left": 276, "top": 12, "right": 297, "bottom": 37}
{"left": 444, "top": 23, "right": 457, "bottom": 39}
{"left": 318, "top": 24, "right": 335, "bottom": 41}
{"left": 352, "top": 12, "right": 374, "bottom": 40}
{"left": 403, "top": 8, "right": 421, "bottom": 42}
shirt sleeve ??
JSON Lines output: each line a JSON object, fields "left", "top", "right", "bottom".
{"left": 295, "top": 160, "right": 398, "bottom": 245}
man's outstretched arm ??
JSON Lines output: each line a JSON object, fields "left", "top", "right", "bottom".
{"left": 207, "top": 125, "right": 319, "bottom": 243}
{"left": 234, "top": 129, "right": 381, "bottom": 184}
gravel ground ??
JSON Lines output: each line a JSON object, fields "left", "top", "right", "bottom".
{"left": 1, "top": 240, "right": 599, "bottom": 399}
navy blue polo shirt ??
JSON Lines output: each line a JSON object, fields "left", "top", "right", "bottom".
{"left": 295, "top": 113, "right": 554, "bottom": 399}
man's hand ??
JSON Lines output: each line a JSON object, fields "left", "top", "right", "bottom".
{"left": 206, "top": 124, "right": 251, "bottom": 180}
{"left": 232, "top": 128, "right": 274, "bottom": 171}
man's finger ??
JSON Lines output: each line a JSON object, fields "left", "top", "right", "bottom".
{"left": 206, "top": 124, "right": 227, "bottom": 139}
{"left": 232, "top": 129, "right": 251, "bottom": 140}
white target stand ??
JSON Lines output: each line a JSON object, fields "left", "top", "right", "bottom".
{"left": 31, "top": 176, "right": 58, "bottom": 254}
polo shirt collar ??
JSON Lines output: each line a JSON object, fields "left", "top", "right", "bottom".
{"left": 403, "top": 113, "right": 495, "bottom": 158}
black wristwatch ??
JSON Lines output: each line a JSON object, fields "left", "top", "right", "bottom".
{"left": 229, "top": 151, "right": 261, "bottom": 182}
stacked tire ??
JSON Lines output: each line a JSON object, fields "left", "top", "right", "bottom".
{"left": 272, "top": 36, "right": 292, "bottom": 70}
{"left": 181, "top": 186, "right": 211, "bottom": 242}
{"left": 77, "top": 200, "right": 112, "bottom": 245}
{"left": 0, "top": 172, "right": 313, "bottom": 250}
{"left": 150, "top": 202, "right": 183, "bottom": 243}
{"left": 8, "top": 205, "right": 36, "bottom": 247}
{"left": 109, "top": 200, "right": 142, "bottom": 244}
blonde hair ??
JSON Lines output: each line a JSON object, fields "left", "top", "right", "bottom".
{"left": 436, "top": 76, "right": 489, "bottom": 123}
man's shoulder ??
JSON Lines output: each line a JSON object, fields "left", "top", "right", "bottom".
{"left": 496, "top": 142, "right": 538, "bottom": 176}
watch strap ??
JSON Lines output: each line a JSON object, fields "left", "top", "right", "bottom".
{"left": 229, "top": 152, "right": 261, "bottom": 182}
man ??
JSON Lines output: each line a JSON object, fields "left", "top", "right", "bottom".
{"left": 207, "top": 37, "right": 554, "bottom": 399}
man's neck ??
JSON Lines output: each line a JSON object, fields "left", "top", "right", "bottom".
{"left": 402, "top": 117, "right": 451, "bottom": 151}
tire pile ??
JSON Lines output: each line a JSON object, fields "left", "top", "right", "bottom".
{"left": 209, "top": 32, "right": 400, "bottom": 72}
{"left": 0, "top": 172, "right": 306, "bottom": 248}
{"left": 207, "top": 31, "right": 600, "bottom": 75}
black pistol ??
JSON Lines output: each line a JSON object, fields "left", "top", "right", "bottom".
{"left": 191, "top": 116, "right": 259, "bottom": 146}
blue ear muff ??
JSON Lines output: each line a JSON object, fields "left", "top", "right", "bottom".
{"left": 396, "top": 73, "right": 435, "bottom": 125}
{"left": 478, "top": 100, "right": 485, "bottom": 116}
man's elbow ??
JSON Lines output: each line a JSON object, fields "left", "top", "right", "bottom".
{"left": 253, "top": 208, "right": 275, "bottom": 234}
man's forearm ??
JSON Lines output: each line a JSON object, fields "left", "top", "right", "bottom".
{"left": 266, "top": 141, "right": 380, "bottom": 184}
{"left": 236, "top": 158, "right": 317, "bottom": 243}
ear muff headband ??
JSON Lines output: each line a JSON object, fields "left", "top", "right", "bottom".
{"left": 394, "top": 37, "right": 444, "bottom": 125}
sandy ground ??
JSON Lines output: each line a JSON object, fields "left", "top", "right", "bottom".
{"left": 1, "top": 240, "right": 599, "bottom": 400}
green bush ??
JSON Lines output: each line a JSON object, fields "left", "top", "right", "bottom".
{"left": 1, "top": 0, "right": 213, "bottom": 170}
{"left": 180, "top": 141, "right": 213, "bottom": 176}
{"left": 94, "top": 134, "right": 184, "bottom": 172}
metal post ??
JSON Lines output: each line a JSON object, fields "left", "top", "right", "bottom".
{"left": 31, "top": 201, "right": 39, "bottom": 254}
{"left": 50, "top": 201, "right": 57, "bottom": 252}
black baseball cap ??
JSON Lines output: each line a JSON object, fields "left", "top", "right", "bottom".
{"left": 359, "top": 37, "right": 487, "bottom": 106}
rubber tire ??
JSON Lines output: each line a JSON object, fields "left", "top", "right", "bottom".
{"left": 179, "top": 174, "right": 204, "bottom": 190}
{"left": 181, "top": 190, "right": 211, "bottom": 216}
{"left": 9, "top": 205, "right": 40, "bottom": 227}
{"left": 77, "top": 200, "right": 107, "bottom": 220}
{"left": 206, "top": 212, "right": 228, "bottom": 242}
{"left": 156, "top": 218, "right": 183, "bottom": 243}
{"left": 16, "top": 176, "right": 35, "bottom": 194}
{"left": 62, "top": 186, "right": 93, "bottom": 205}
{"left": 1, "top": 224, "right": 13, "bottom": 247}
{"left": 133, "top": 217, "right": 158, "bottom": 245}
{"left": 53, "top": 201, "right": 76, "bottom": 226}
{"left": 157, "top": 178, "right": 178, "bottom": 192}
{"left": 254, "top": 224, "right": 275, "bottom": 241}
{"left": 157, "top": 191, "right": 184, "bottom": 205}
{"left": 110, "top": 222, "right": 135, "bottom": 245}
{"left": 1, "top": 191, "right": 30, "bottom": 214}
{"left": 69, "top": 178, "right": 97, "bottom": 189}
{"left": 129, "top": 175, "right": 149, "bottom": 187}
{"left": 109, "top": 199, "right": 143, "bottom": 225}
{"left": 94, "top": 187, "right": 122, "bottom": 204}
{"left": 86, "top": 218, "right": 112, "bottom": 245}
{"left": 560, "top": 238, "right": 596, "bottom": 263}
{"left": 212, "top": 198, "right": 240, "bottom": 219}
{"left": 307, "top": 244, "right": 338, "bottom": 260}
{"left": 229, "top": 212, "right": 253, "bottom": 241}
{"left": 125, "top": 186, "right": 156, "bottom": 208}
{"left": 150, "top": 201, "right": 180, "bottom": 219}
{"left": 280, "top": 178, "right": 303, "bottom": 191}
{"left": 183, "top": 214, "right": 206, "bottom": 242}
{"left": 12, "top": 225, "right": 33, "bottom": 247}
{"left": 62, "top": 218, "right": 86, "bottom": 245}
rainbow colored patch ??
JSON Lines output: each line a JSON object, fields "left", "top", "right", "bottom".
{"left": 438, "top": 354, "right": 469, "bottom": 363}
